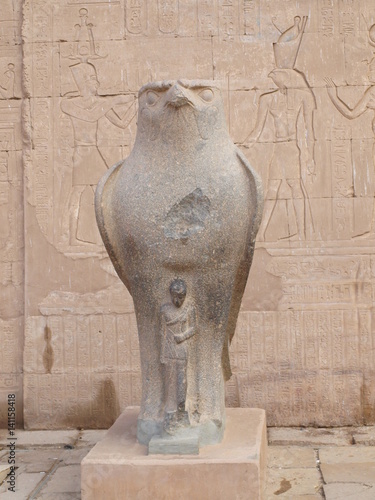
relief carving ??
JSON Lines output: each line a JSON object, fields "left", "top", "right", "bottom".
{"left": 126, "top": 0, "right": 147, "bottom": 35}
{"left": 58, "top": 9, "right": 137, "bottom": 250}
{"left": 243, "top": 16, "right": 316, "bottom": 242}
{"left": 158, "top": 0, "right": 179, "bottom": 34}
{"left": 198, "top": 0, "right": 216, "bottom": 37}
{"left": 61, "top": 62, "right": 135, "bottom": 246}
{"left": 325, "top": 27, "right": 375, "bottom": 238}
{"left": 20, "top": 1, "right": 375, "bottom": 431}
{"left": 0, "top": 63, "right": 15, "bottom": 99}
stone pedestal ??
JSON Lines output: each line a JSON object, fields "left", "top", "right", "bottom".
{"left": 81, "top": 406, "right": 267, "bottom": 500}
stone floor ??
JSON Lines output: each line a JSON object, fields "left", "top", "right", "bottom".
{"left": 0, "top": 425, "right": 374, "bottom": 499}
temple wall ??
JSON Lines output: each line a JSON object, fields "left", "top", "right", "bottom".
{"left": 0, "top": 0, "right": 24, "bottom": 428}
{"left": 1, "top": 0, "right": 375, "bottom": 428}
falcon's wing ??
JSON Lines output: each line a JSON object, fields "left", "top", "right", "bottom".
{"left": 95, "top": 160, "right": 132, "bottom": 295}
{"left": 222, "top": 148, "right": 263, "bottom": 381}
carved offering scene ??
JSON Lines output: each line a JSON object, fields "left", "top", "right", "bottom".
{"left": 15, "top": 0, "right": 375, "bottom": 437}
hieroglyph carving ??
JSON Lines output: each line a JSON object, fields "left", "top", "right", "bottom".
{"left": 0, "top": 63, "right": 15, "bottom": 99}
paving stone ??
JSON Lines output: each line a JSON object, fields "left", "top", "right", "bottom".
{"left": 351, "top": 426, "right": 375, "bottom": 446}
{"left": 0, "top": 471, "right": 44, "bottom": 499}
{"left": 268, "top": 427, "right": 352, "bottom": 447}
{"left": 323, "top": 482, "right": 375, "bottom": 500}
{"left": 320, "top": 462, "right": 375, "bottom": 484}
{"left": 266, "top": 466, "right": 322, "bottom": 497}
{"left": 16, "top": 448, "right": 62, "bottom": 473}
{"left": 320, "top": 445, "right": 375, "bottom": 488}
{"left": 75, "top": 430, "right": 107, "bottom": 448}
{"left": 319, "top": 446, "right": 375, "bottom": 464}
{"left": 268, "top": 446, "right": 317, "bottom": 469}
{"left": 0, "top": 430, "right": 79, "bottom": 448}
{"left": 36, "top": 464, "right": 81, "bottom": 498}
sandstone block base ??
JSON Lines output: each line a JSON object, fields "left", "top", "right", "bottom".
{"left": 81, "top": 406, "right": 267, "bottom": 500}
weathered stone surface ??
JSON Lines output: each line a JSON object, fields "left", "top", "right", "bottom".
{"left": 148, "top": 433, "right": 200, "bottom": 455}
{"left": 268, "top": 427, "right": 353, "bottom": 447}
{"left": 320, "top": 446, "right": 375, "bottom": 464}
{"left": 324, "top": 483, "right": 375, "bottom": 500}
{"left": 0, "top": 0, "right": 24, "bottom": 428}
{"left": 15, "top": 448, "right": 60, "bottom": 473}
{"left": 36, "top": 464, "right": 81, "bottom": 499}
{"left": 320, "top": 446, "right": 375, "bottom": 500}
{"left": 81, "top": 407, "right": 267, "bottom": 499}
{"left": 352, "top": 426, "right": 375, "bottom": 446}
{"left": 95, "top": 79, "right": 262, "bottom": 447}
{"left": 267, "top": 446, "right": 317, "bottom": 469}
{"left": 2, "top": 0, "right": 374, "bottom": 429}
{"left": 267, "top": 467, "right": 322, "bottom": 498}
{"left": 0, "top": 471, "right": 43, "bottom": 500}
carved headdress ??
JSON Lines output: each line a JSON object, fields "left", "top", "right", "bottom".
{"left": 273, "top": 16, "right": 308, "bottom": 69}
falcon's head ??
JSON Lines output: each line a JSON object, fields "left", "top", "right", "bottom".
{"left": 136, "top": 80, "right": 225, "bottom": 145}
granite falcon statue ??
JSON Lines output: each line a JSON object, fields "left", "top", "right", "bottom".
{"left": 95, "top": 79, "right": 263, "bottom": 449}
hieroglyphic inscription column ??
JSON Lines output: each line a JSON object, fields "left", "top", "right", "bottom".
{"left": 0, "top": 0, "right": 23, "bottom": 427}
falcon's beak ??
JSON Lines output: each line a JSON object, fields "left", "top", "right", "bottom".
{"left": 165, "top": 84, "right": 192, "bottom": 108}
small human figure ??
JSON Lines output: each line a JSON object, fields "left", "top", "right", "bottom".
{"left": 325, "top": 58, "right": 375, "bottom": 238}
{"left": 160, "top": 279, "right": 196, "bottom": 430}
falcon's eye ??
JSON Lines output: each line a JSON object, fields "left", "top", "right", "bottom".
{"left": 146, "top": 91, "right": 159, "bottom": 106}
{"left": 199, "top": 88, "right": 214, "bottom": 102}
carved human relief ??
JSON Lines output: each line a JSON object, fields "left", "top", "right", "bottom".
{"left": 243, "top": 15, "right": 316, "bottom": 242}
{"left": 58, "top": 9, "right": 137, "bottom": 251}
{"left": 325, "top": 23, "right": 375, "bottom": 239}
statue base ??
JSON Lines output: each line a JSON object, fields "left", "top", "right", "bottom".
{"left": 81, "top": 406, "right": 267, "bottom": 500}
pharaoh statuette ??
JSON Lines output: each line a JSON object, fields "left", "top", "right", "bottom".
{"left": 95, "top": 79, "right": 263, "bottom": 451}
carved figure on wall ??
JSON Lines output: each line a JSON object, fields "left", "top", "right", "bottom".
{"left": 325, "top": 57, "right": 375, "bottom": 239}
{"left": 61, "top": 63, "right": 135, "bottom": 245}
{"left": 160, "top": 279, "right": 196, "bottom": 432}
{"left": 244, "top": 16, "right": 315, "bottom": 241}
{"left": 61, "top": 9, "right": 135, "bottom": 247}
{"left": 95, "top": 80, "right": 263, "bottom": 451}
{"left": 0, "top": 63, "right": 15, "bottom": 99}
